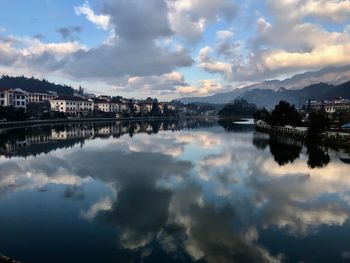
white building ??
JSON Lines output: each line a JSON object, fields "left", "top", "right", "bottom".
{"left": 50, "top": 96, "right": 94, "bottom": 117}
{"left": 28, "top": 92, "right": 57, "bottom": 103}
{"left": 310, "top": 99, "right": 350, "bottom": 114}
{"left": 93, "top": 99, "right": 120, "bottom": 113}
{"left": 139, "top": 103, "right": 153, "bottom": 113}
{"left": 120, "top": 103, "right": 130, "bottom": 113}
{"left": 0, "top": 88, "right": 28, "bottom": 109}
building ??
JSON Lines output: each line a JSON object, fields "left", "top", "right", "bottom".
{"left": 139, "top": 102, "right": 153, "bottom": 114}
{"left": 309, "top": 98, "right": 350, "bottom": 114}
{"left": 117, "top": 102, "right": 130, "bottom": 113}
{"left": 50, "top": 96, "right": 94, "bottom": 117}
{"left": 28, "top": 91, "right": 57, "bottom": 103}
{"left": 93, "top": 98, "right": 120, "bottom": 113}
{"left": 0, "top": 87, "right": 28, "bottom": 109}
{"left": 133, "top": 104, "right": 141, "bottom": 113}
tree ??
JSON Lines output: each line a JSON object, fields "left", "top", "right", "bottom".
{"left": 0, "top": 106, "right": 29, "bottom": 121}
{"left": 253, "top": 108, "right": 270, "bottom": 122}
{"left": 218, "top": 98, "right": 257, "bottom": 118}
{"left": 332, "top": 109, "right": 350, "bottom": 125}
{"left": 150, "top": 99, "right": 161, "bottom": 116}
{"left": 269, "top": 101, "right": 301, "bottom": 126}
{"left": 307, "top": 111, "right": 330, "bottom": 141}
{"left": 128, "top": 100, "right": 135, "bottom": 116}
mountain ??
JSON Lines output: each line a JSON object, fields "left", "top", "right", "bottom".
{"left": 178, "top": 89, "right": 246, "bottom": 104}
{"left": 240, "top": 83, "right": 334, "bottom": 109}
{"left": 0, "top": 75, "right": 75, "bottom": 95}
{"left": 240, "top": 81, "right": 350, "bottom": 109}
{"left": 244, "top": 65, "right": 350, "bottom": 91}
{"left": 178, "top": 65, "right": 350, "bottom": 104}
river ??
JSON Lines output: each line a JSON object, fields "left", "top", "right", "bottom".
{"left": 0, "top": 119, "right": 350, "bottom": 263}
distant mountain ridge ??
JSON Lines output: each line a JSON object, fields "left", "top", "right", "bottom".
{"left": 178, "top": 65, "right": 350, "bottom": 105}
{"left": 0, "top": 75, "right": 75, "bottom": 95}
{"left": 240, "top": 81, "right": 350, "bottom": 109}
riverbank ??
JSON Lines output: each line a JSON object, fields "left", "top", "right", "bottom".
{"left": 255, "top": 121, "right": 350, "bottom": 147}
{"left": 0, "top": 116, "right": 187, "bottom": 129}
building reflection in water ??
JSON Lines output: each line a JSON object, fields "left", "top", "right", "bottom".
{"left": 0, "top": 119, "right": 216, "bottom": 158}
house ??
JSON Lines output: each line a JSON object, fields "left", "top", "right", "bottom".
{"left": 117, "top": 102, "right": 130, "bottom": 113}
{"left": 133, "top": 104, "right": 141, "bottom": 113}
{"left": 0, "top": 87, "right": 28, "bottom": 109}
{"left": 139, "top": 102, "right": 153, "bottom": 113}
{"left": 50, "top": 96, "right": 94, "bottom": 117}
{"left": 93, "top": 98, "right": 125, "bottom": 113}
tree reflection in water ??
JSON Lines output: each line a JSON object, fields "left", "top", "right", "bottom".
{"left": 253, "top": 132, "right": 330, "bottom": 168}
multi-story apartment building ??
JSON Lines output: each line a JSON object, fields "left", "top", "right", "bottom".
{"left": 50, "top": 96, "right": 94, "bottom": 116}
{"left": 28, "top": 92, "right": 57, "bottom": 103}
{"left": 0, "top": 88, "right": 28, "bottom": 108}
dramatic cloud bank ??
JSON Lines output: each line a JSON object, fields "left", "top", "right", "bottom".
{"left": 0, "top": 0, "right": 349, "bottom": 98}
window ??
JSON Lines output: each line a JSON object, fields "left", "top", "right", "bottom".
{"left": 17, "top": 101, "right": 20, "bottom": 105}
{"left": 22, "top": 102, "right": 25, "bottom": 106}
{"left": 0, "top": 101, "right": 4, "bottom": 105}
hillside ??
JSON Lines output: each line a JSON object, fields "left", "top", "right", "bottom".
{"left": 178, "top": 65, "right": 350, "bottom": 104}
{"left": 0, "top": 75, "right": 75, "bottom": 95}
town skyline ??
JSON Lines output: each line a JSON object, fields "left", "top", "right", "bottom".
{"left": 1, "top": 0, "right": 350, "bottom": 100}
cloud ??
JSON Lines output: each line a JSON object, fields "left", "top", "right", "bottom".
{"left": 212, "top": 0, "right": 350, "bottom": 82}
{"left": 176, "top": 79, "right": 225, "bottom": 96}
{"left": 197, "top": 46, "right": 233, "bottom": 78}
{"left": 62, "top": 0, "right": 194, "bottom": 83}
{"left": 0, "top": 33, "right": 86, "bottom": 74}
{"left": 167, "top": 0, "right": 238, "bottom": 42}
{"left": 256, "top": 18, "right": 271, "bottom": 33}
{"left": 3, "top": 0, "right": 350, "bottom": 98}
{"left": 216, "top": 30, "right": 234, "bottom": 40}
{"left": 262, "top": 43, "right": 350, "bottom": 71}
{"left": 31, "top": 34, "right": 45, "bottom": 40}
{"left": 74, "top": 2, "right": 111, "bottom": 30}
{"left": 300, "top": 0, "right": 350, "bottom": 22}
{"left": 56, "top": 26, "right": 82, "bottom": 41}
{"left": 115, "top": 71, "right": 190, "bottom": 96}
{"left": 176, "top": 85, "right": 198, "bottom": 95}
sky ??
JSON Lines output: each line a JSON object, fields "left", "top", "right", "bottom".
{"left": 0, "top": 0, "right": 350, "bottom": 100}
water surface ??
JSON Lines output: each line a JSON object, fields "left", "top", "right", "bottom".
{"left": 1, "top": 120, "right": 350, "bottom": 263}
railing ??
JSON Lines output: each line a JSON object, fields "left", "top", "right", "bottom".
{"left": 255, "top": 121, "right": 350, "bottom": 145}
{"left": 255, "top": 122, "right": 307, "bottom": 138}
